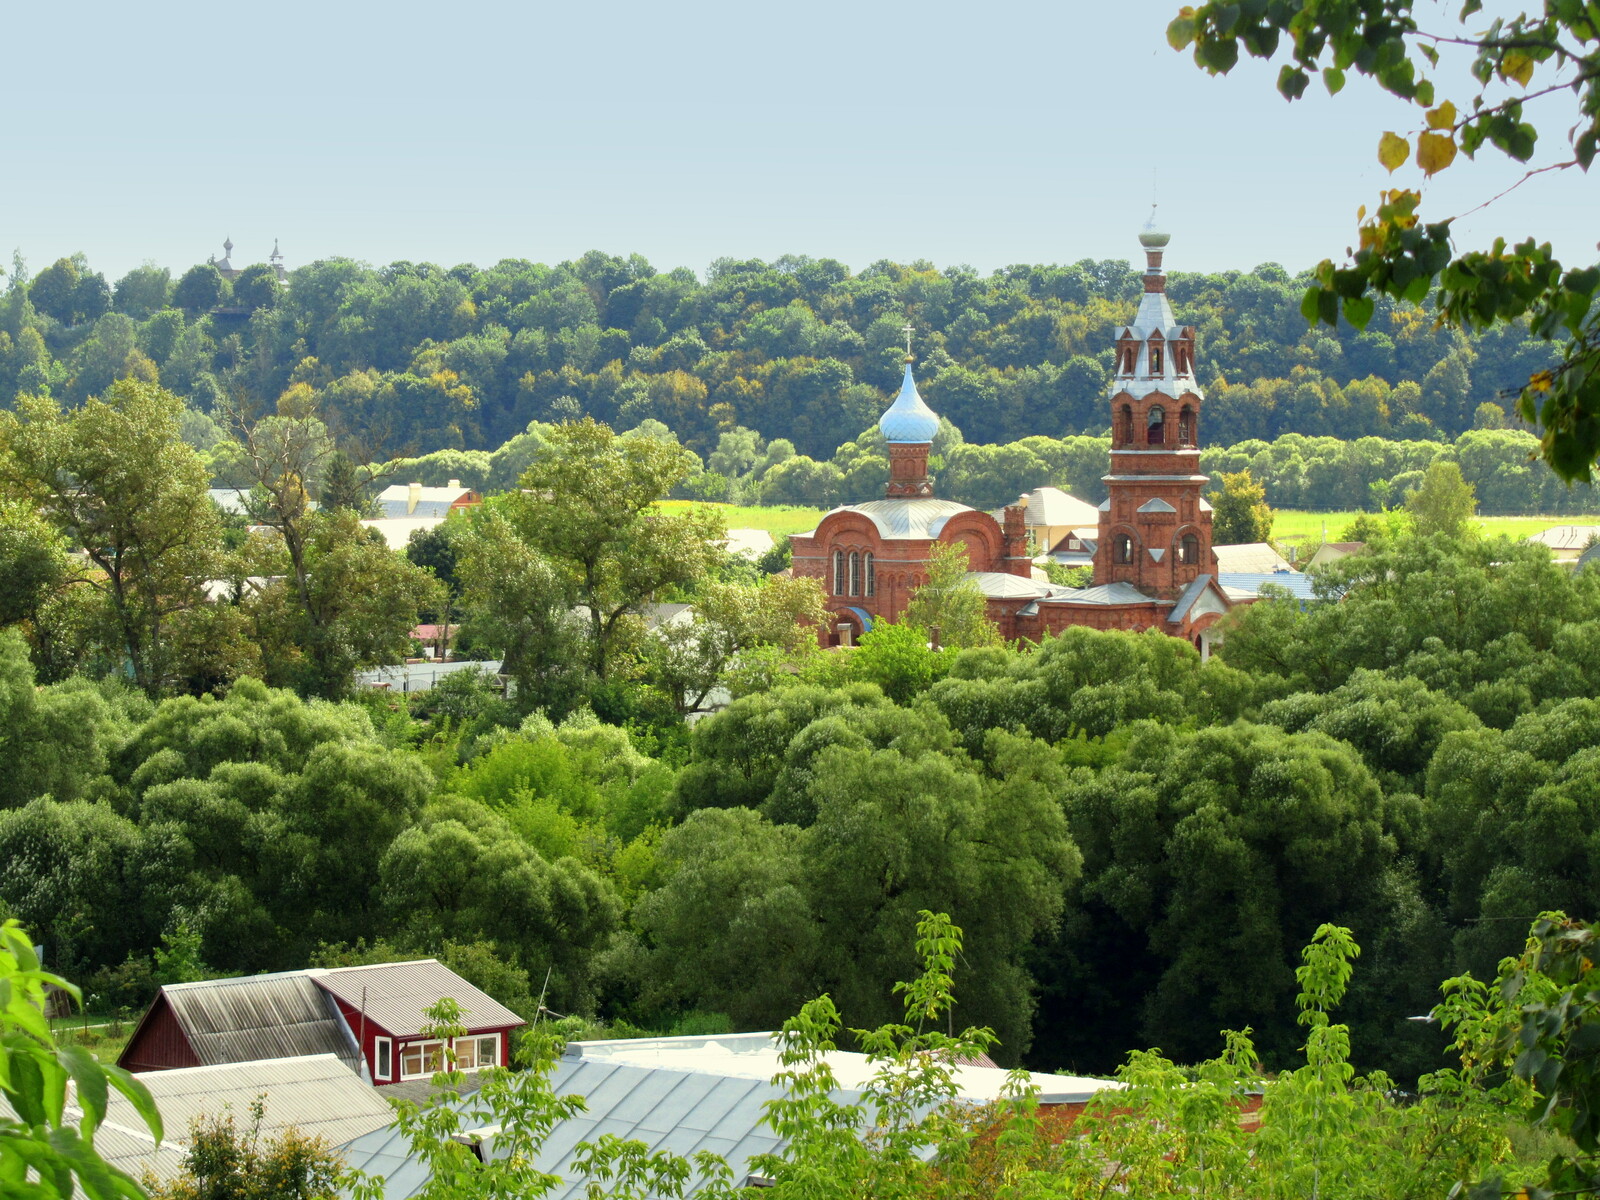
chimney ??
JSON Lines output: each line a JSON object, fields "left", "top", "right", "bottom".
{"left": 407, "top": 482, "right": 422, "bottom": 515}
{"left": 447, "top": 479, "right": 460, "bottom": 489}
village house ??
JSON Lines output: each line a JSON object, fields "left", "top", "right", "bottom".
{"left": 117, "top": 959, "right": 525, "bottom": 1088}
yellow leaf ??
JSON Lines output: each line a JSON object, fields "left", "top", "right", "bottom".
{"left": 1378, "top": 131, "right": 1409, "bottom": 173}
{"left": 1356, "top": 205, "right": 1367, "bottom": 221}
{"left": 1502, "top": 51, "right": 1534, "bottom": 85}
{"left": 1416, "top": 131, "right": 1457, "bottom": 175}
{"left": 1425, "top": 101, "right": 1457, "bottom": 130}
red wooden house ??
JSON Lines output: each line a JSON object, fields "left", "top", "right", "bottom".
{"left": 119, "top": 959, "right": 525, "bottom": 1088}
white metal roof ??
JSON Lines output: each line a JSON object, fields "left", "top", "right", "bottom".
{"left": 565, "top": 1032, "right": 1119, "bottom": 1106}
{"left": 1212, "top": 543, "right": 1294, "bottom": 574}
{"left": 826, "top": 498, "right": 976, "bottom": 540}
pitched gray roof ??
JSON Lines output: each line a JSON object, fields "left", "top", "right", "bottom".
{"left": 311, "top": 960, "right": 524, "bottom": 1038}
{"left": 155, "top": 971, "right": 362, "bottom": 1072}
{"left": 1167, "top": 574, "right": 1223, "bottom": 624}
{"left": 1037, "top": 581, "right": 1158, "bottom": 607}
{"left": 115, "top": 1055, "right": 395, "bottom": 1180}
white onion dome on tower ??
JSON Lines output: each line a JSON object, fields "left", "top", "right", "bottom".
{"left": 878, "top": 362, "right": 940, "bottom": 444}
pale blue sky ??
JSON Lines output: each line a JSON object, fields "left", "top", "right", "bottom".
{"left": 5, "top": 0, "right": 1592, "bottom": 282}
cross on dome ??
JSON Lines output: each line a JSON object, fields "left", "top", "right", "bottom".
{"left": 901, "top": 323, "right": 915, "bottom": 362}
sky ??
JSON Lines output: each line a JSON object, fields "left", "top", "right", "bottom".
{"left": 4, "top": 0, "right": 1593, "bottom": 283}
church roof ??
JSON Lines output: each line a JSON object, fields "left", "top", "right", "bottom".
{"left": 824, "top": 498, "right": 975, "bottom": 540}
{"left": 1035, "top": 581, "right": 1158, "bottom": 607}
{"left": 878, "top": 363, "right": 940, "bottom": 444}
{"left": 991, "top": 487, "right": 1100, "bottom": 529}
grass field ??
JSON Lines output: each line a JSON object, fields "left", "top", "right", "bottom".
{"left": 1273, "top": 509, "right": 1599, "bottom": 545}
{"left": 657, "top": 501, "right": 830, "bottom": 537}
{"left": 664, "top": 501, "right": 1599, "bottom": 547}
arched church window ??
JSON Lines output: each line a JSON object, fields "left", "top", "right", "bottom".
{"left": 1178, "top": 405, "right": 1194, "bottom": 446}
{"left": 1119, "top": 404, "right": 1134, "bottom": 445}
{"left": 865, "top": 552, "right": 876, "bottom": 597}
{"left": 1114, "top": 534, "right": 1134, "bottom": 564}
{"left": 849, "top": 551, "right": 861, "bottom": 596}
{"left": 1147, "top": 405, "right": 1165, "bottom": 445}
{"left": 1179, "top": 533, "right": 1200, "bottom": 564}
{"left": 1119, "top": 341, "right": 1137, "bottom": 374}
{"left": 833, "top": 549, "right": 845, "bottom": 595}
{"left": 1149, "top": 343, "right": 1164, "bottom": 374}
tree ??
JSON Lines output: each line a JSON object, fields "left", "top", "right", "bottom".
{"left": 641, "top": 574, "right": 830, "bottom": 713}
{"left": 454, "top": 503, "right": 592, "bottom": 719}
{"left": 505, "top": 418, "right": 724, "bottom": 676}
{"left": 28, "top": 257, "right": 81, "bottom": 324}
{"left": 902, "top": 541, "right": 1001, "bottom": 649}
{"left": 113, "top": 264, "right": 172, "bottom": 318}
{"left": 1405, "top": 459, "right": 1478, "bottom": 537}
{"left": 0, "top": 380, "right": 222, "bottom": 694}
{"left": 148, "top": 1101, "right": 347, "bottom": 1200}
{"left": 174, "top": 263, "right": 230, "bottom": 314}
{"left": 231, "top": 264, "right": 282, "bottom": 312}
{"left": 1168, "top": 2, "right": 1600, "bottom": 480}
{"left": 0, "top": 918, "right": 164, "bottom": 1200}
{"left": 1208, "top": 468, "right": 1275, "bottom": 545}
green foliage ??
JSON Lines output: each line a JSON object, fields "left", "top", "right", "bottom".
{"left": 902, "top": 541, "right": 1001, "bottom": 650}
{"left": 148, "top": 1099, "right": 346, "bottom": 1200}
{"left": 1405, "top": 458, "right": 1478, "bottom": 537}
{"left": 1168, "top": 0, "right": 1600, "bottom": 481}
{"left": 0, "top": 917, "right": 163, "bottom": 1200}
{"left": 1209, "top": 468, "right": 1275, "bottom": 544}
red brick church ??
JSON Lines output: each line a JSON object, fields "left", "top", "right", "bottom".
{"left": 790, "top": 224, "right": 1235, "bottom": 653}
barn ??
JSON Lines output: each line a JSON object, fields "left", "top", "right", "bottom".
{"left": 118, "top": 959, "right": 525, "bottom": 1087}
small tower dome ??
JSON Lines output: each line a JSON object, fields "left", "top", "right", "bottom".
{"left": 878, "top": 362, "right": 940, "bottom": 444}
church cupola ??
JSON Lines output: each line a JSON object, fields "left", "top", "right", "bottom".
{"left": 881, "top": 326, "right": 939, "bottom": 498}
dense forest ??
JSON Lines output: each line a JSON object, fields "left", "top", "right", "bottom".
{"left": 5, "top": 248, "right": 1591, "bottom": 514}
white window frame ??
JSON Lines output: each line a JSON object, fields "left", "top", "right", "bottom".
{"left": 374, "top": 1036, "right": 392, "bottom": 1082}
{"left": 476, "top": 1034, "right": 499, "bottom": 1068}
{"left": 399, "top": 1038, "right": 446, "bottom": 1081}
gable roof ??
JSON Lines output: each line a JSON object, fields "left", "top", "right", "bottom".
{"left": 310, "top": 960, "right": 524, "bottom": 1038}
{"left": 115, "top": 1055, "right": 395, "bottom": 1180}
{"left": 1166, "top": 574, "right": 1230, "bottom": 625}
{"left": 124, "top": 971, "right": 361, "bottom": 1073}
{"left": 1212, "top": 542, "right": 1293, "bottom": 574}
{"left": 1219, "top": 571, "right": 1321, "bottom": 602}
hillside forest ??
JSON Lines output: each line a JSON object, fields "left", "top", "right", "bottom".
{"left": 2, "top": 248, "right": 1592, "bottom": 516}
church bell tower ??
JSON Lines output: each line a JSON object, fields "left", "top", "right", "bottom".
{"left": 1092, "top": 218, "right": 1215, "bottom": 598}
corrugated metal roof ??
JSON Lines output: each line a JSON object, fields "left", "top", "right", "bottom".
{"left": 311, "top": 961, "right": 524, "bottom": 1038}
{"left": 339, "top": 1058, "right": 829, "bottom": 1199}
{"left": 1037, "top": 581, "right": 1159, "bottom": 607}
{"left": 160, "top": 972, "right": 362, "bottom": 1072}
{"left": 97, "top": 1055, "right": 396, "bottom": 1181}
{"left": 1213, "top": 542, "right": 1294, "bottom": 574}
{"left": 340, "top": 1035, "right": 1121, "bottom": 1199}
{"left": 1218, "top": 572, "right": 1322, "bottom": 601}
{"left": 1, "top": 1090, "right": 188, "bottom": 1183}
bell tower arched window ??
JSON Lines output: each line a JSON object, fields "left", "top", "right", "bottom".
{"left": 1178, "top": 405, "right": 1194, "bottom": 447}
{"left": 1114, "top": 534, "right": 1134, "bottom": 564}
{"left": 1147, "top": 405, "right": 1165, "bottom": 445}
{"left": 1179, "top": 533, "right": 1200, "bottom": 564}
{"left": 1119, "top": 404, "right": 1134, "bottom": 445}
{"left": 1119, "top": 339, "right": 1137, "bottom": 375}
{"left": 849, "top": 551, "right": 861, "bottom": 596}
{"left": 833, "top": 549, "right": 845, "bottom": 595}
{"left": 1149, "top": 342, "right": 1164, "bottom": 374}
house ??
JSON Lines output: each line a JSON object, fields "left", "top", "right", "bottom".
{"left": 1306, "top": 540, "right": 1365, "bottom": 570}
{"left": 1212, "top": 542, "right": 1294, "bottom": 574}
{"left": 375, "top": 480, "right": 482, "bottom": 520}
{"left": 118, "top": 960, "right": 525, "bottom": 1089}
{"left": 362, "top": 516, "right": 446, "bottom": 552}
{"left": 724, "top": 528, "right": 776, "bottom": 560}
{"left": 991, "top": 487, "right": 1101, "bottom": 556}
{"left": 339, "top": 1032, "right": 1120, "bottom": 1199}
{"left": 1527, "top": 524, "right": 1600, "bottom": 563}
{"left": 119, "top": 970, "right": 364, "bottom": 1075}
{"left": 789, "top": 223, "right": 1233, "bottom": 654}
{"left": 309, "top": 960, "right": 524, "bottom": 1087}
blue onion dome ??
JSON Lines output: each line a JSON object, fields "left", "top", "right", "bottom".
{"left": 878, "top": 363, "right": 940, "bottom": 444}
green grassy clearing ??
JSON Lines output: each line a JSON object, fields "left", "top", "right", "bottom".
{"left": 51, "top": 1020, "right": 132, "bottom": 1066}
{"left": 657, "top": 501, "right": 831, "bottom": 537}
{"left": 1273, "top": 509, "right": 1600, "bottom": 546}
